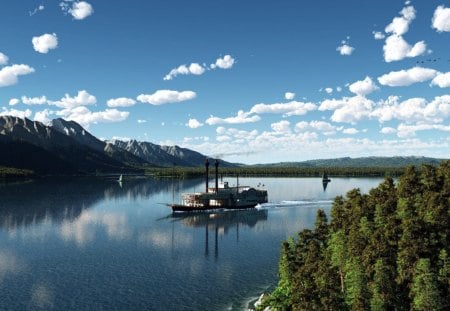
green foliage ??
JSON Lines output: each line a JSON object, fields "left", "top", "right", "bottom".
{"left": 265, "top": 161, "right": 450, "bottom": 310}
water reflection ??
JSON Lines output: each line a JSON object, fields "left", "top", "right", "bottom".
{"left": 172, "top": 209, "right": 268, "bottom": 258}
{"left": 0, "top": 177, "right": 203, "bottom": 232}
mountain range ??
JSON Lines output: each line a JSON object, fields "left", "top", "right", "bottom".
{"left": 0, "top": 116, "right": 227, "bottom": 175}
{"left": 0, "top": 115, "right": 445, "bottom": 176}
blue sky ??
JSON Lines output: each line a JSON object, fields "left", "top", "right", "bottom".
{"left": 1, "top": 0, "right": 449, "bottom": 164}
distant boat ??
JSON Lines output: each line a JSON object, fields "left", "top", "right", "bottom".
{"left": 117, "top": 174, "right": 123, "bottom": 183}
{"left": 322, "top": 172, "right": 331, "bottom": 183}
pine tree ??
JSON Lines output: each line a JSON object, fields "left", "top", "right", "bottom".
{"left": 411, "top": 258, "right": 443, "bottom": 310}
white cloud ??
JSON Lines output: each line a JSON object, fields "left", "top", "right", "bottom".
{"left": 187, "top": 118, "right": 203, "bottom": 128}
{"left": 336, "top": 86, "right": 343, "bottom": 92}
{"left": 0, "top": 107, "right": 32, "bottom": 118}
{"left": 21, "top": 96, "right": 48, "bottom": 105}
{"left": 50, "top": 90, "right": 96, "bottom": 108}
{"left": 295, "top": 121, "right": 336, "bottom": 135}
{"left": 378, "top": 67, "right": 437, "bottom": 87}
{"left": 383, "top": 35, "right": 426, "bottom": 62}
{"left": 0, "top": 52, "right": 8, "bottom": 65}
{"left": 205, "top": 110, "right": 260, "bottom": 125}
{"left": 250, "top": 101, "right": 317, "bottom": 117}
{"left": 432, "top": 5, "right": 450, "bottom": 32}
{"left": 397, "top": 123, "right": 450, "bottom": 138}
{"left": 32, "top": 33, "right": 58, "bottom": 54}
{"left": 325, "top": 87, "right": 333, "bottom": 94}
{"left": 69, "top": 1, "right": 94, "bottom": 20}
{"left": 136, "top": 90, "right": 196, "bottom": 105}
{"left": 56, "top": 106, "right": 129, "bottom": 128}
{"left": 0, "top": 64, "right": 35, "bottom": 87}
{"left": 431, "top": 72, "right": 450, "bottom": 88}
{"left": 8, "top": 98, "right": 19, "bottom": 106}
{"left": 380, "top": 127, "right": 397, "bottom": 134}
{"left": 320, "top": 96, "right": 373, "bottom": 124}
{"left": 371, "top": 95, "right": 450, "bottom": 123}
{"left": 349, "top": 76, "right": 379, "bottom": 96}
{"left": 336, "top": 44, "right": 355, "bottom": 56}
{"left": 373, "top": 31, "right": 385, "bottom": 40}
{"left": 107, "top": 97, "right": 136, "bottom": 108}
{"left": 382, "top": 5, "right": 427, "bottom": 62}
{"left": 137, "top": 119, "right": 147, "bottom": 124}
{"left": 271, "top": 120, "right": 291, "bottom": 134}
{"left": 211, "top": 55, "right": 235, "bottom": 69}
{"left": 34, "top": 109, "right": 52, "bottom": 125}
{"left": 342, "top": 128, "right": 359, "bottom": 134}
{"left": 163, "top": 63, "right": 206, "bottom": 80}
{"left": 29, "top": 5, "right": 45, "bottom": 16}
{"left": 284, "top": 92, "right": 295, "bottom": 100}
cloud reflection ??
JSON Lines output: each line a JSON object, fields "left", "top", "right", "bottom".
{"left": 59, "top": 210, "right": 130, "bottom": 246}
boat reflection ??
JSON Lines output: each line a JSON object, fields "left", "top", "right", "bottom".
{"left": 172, "top": 209, "right": 268, "bottom": 258}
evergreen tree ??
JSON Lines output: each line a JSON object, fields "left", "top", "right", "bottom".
{"left": 411, "top": 258, "right": 443, "bottom": 310}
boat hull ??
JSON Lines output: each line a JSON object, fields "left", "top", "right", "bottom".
{"left": 170, "top": 203, "right": 260, "bottom": 213}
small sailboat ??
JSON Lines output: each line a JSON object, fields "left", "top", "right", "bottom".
{"left": 117, "top": 174, "right": 123, "bottom": 183}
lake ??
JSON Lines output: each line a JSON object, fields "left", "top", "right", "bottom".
{"left": 0, "top": 176, "right": 384, "bottom": 310}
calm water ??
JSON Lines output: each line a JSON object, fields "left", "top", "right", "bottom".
{"left": 0, "top": 176, "right": 384, "bottom": 310}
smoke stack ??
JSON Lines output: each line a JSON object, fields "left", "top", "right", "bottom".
{"left": 215, "top": 159, "right": 219, "bottom": 193}
{"left": 205, "top": 158, "right": 210, "bottom": 192}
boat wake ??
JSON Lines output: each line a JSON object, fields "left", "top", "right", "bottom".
{"left": 257, "top": 199, "right": 333, "bottom": 209}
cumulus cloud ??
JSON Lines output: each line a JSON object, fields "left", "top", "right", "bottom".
{"left": 371, "top": 95, "right": 450, "bottom": 123}
{"left": 107, "top": 97, "right": 136, "bottom": 108}
{"left": 8, "top": 98, "right": 19, "bottom": 106}
{"left": 21, "top": 96, "right": 48, "bottom": 105}
{"left": 336, "top": 38, "right": 355, "bottom": 56}
{"left": 0, "top": 107, "right": 32, "bottom": 118}
{"left": 164, "top": 63, "right": 206, "bottom": 80}
{"left": 432, "top": 5, "right": 450, "bottom": 32}
{"left": 320, "top": 96, "right": 373, "bottom": 124}
{"left": 383, "top": 35, "right": 426, "bottom": 62}
{"left": 397, "top": 123, "right": 450, "bottom": 138}
{"left": 284, "top": 92, "right": 295, "bottom": 100}
{"left": 56, "top": 106, "right": 129, "bottom": 128}
{"left": 349, "top": 76, "right": 379, "bottom": 96}
{"left": 378, "top": 67, "right": 438, "bottom": 87}
{"left": 342, "top": 128, "right": 359, "bottom": 134}
{"left": 431, "top": 72, "right": 450, "bottom": 88}
{"left": 50, "top": 90, "right": 96, "bottom": 108}
{"left": 32, "top": 33, "right": 58, "bottom": 54}
{"left": 0, "top": 52, "right": 8, "bottom": 65}
{"left": 250, "top": 101, "right": 317, "bottom": 117}
{"left": 271, "top": 120, "right": 291, "bottom": 134}
{"left": 325, "top": 87, "right": 333, "bottom": 94}
{"left": 0, "top": 64, "right": 35, "bottom": 87}
{"left": 137, "top": 90, "right": 196, "bottom": 105}
{"left": 34, "top": 109, "right": 52, "bottom": 125}
{"left": 205, "top": 110, "right": 260, "bottom": 125}
{"left": 187, "top": 118, "right": 203, "bottom": 128}
{"left": 373, "top": 31, "right": 385, "bottom": 40}
{"left": 380, "top": 127, "right": 397, "bottom": 134}
{"left": 211, "top": 55, "right": 235, "bottom": 69}
{"left": 69, "top": 1, "right": 94, "bottom": 20}
{"left": 137, "top": 119, "right": 147, "bottom": 124}
{"left": 295, "top": 121, "right": 337, "bottom": 135}
{"left": 382, "top": 6, "right": 426, "bottom": 62}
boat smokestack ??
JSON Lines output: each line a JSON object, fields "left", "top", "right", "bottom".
{"left": 215, "top": 159, "right": 219, "bottom": 193}
{"left": 205, "top": 158, "right": 210, "bottom": 192}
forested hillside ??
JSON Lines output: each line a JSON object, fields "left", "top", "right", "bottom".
{"left": 260, "top": 161, "right": 449, "bottom": 310}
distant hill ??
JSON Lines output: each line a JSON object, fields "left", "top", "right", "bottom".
{"left": 251, "top": 156, "right": 444, "bottom": 168}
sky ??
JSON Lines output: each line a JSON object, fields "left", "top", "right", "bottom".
{"left": 1, "top": 0, "right": 450, "bottom": 164}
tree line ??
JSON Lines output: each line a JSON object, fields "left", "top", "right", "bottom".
{"left": 148, "top": 166, "right": 407, "bottom": 178}
{"left": 259, "top": 161, "right": 449, "bottom": 310}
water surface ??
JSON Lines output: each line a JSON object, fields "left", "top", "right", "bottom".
{"left": 0, "top": 176, "right": 383, "bottom": 310}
